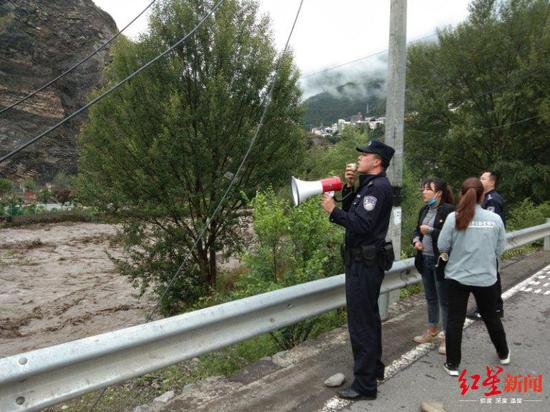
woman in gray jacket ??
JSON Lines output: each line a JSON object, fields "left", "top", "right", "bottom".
{"left": 437, "top": 177, "right": 509, "bottom": 376}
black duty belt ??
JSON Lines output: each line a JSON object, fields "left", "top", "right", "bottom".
{"left": 342, "top": 242, "right": 395, "bottom": 270}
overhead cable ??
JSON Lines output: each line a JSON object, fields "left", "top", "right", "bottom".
{"left": 300, "top": 31, "right": 438, "bottom": 79}
{"left": 0, "top": 0, "right": 225, "bottom": 165}
{"left": 145, "top": 0, "right": 306, "bottom": 323}
{"left": 0, "top": 0, "right": 158, "bottom": 117}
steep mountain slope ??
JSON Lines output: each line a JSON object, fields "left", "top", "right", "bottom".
{"left": 0, "top": 0, "right": 117, "bottom": 181}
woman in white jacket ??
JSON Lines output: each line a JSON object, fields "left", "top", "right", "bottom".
{"left": 437, "top": 177, "right": 509, "bottom": 376}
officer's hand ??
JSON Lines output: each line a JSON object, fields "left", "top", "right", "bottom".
{"left": 344, "top": 164, "right": 356, "bottom": 187}
{"left": 321, "top": 194, "right": 336, "bottom": 214}
{"left": 420, "top": 225, "right": 430, "bottom": 235}
{"left": 414, "top": 241, "right": 423, "bottom": 251}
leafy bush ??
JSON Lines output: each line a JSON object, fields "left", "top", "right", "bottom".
{"left": 302, "top": 127, "right": 369, "bottom": 180}
{"left": 23, "top": 178, "right": 38, "bottom": 193}
{"left": 244, "top": 189, "right": 344, "bottom": 285}
{"left": 0, "top": 178, "right": 14, "bottom": 197}
{"left": 238, "top": 189, "right": 345, "bottom": 349}
{"left": 195, "top": 188, "right": 346, "bottom": 350}
{"left": 38, "top": 187, "right": 53, "bottom": 203}
{"left": 0, "top": 198, "right": 45, "bottom": 216}
{"left": 400, "top": 165, "right": 426, "bottom": 258}
{"left": 507, "top": 199, "right": 550, "bottom": 231}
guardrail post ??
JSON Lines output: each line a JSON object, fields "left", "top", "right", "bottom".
{"left": 379, "top": 286, "right": 401, "bottom": 321}
{"left": 378, "top": 292, "right": 390, "bottom": 321}
{"left": 545, "top": 218, "right": 550, "bottom": 251}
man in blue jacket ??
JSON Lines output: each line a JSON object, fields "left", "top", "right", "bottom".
{"left": 467, "top": 170, "right": 506, "bottom": 320}
{"left": 321, "top": 140, "right": 394, "bottom": 401}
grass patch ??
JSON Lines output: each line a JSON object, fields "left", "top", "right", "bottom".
{"left": 400, "top": 283, "right": 422, "bottom": 299}
{"left": 501, "top": 243, "right": 540, "bottom": 260}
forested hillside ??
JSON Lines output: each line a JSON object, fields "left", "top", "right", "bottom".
{"left": 302, "top": 78, "right": 386, "bottom": 129}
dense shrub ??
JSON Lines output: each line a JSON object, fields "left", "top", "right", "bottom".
{"left": 507, "top": 199, "right": 550, "bottom": 231}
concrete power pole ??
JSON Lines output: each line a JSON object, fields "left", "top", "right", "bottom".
{"left": 380, "top": 0, "right": 407, "bottom": 319}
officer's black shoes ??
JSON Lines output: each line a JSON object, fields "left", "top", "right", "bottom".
{"left": 443, "top": 362, "right": 459, "bottom": 377}
{"left": 496, "top": 309, "right": 504, "bottom": 319}
{"left": 337, "top": 387, "right": 377, "bottom": 401}
{"left": 376, "top": 370, "right": 385, "bottom": 382}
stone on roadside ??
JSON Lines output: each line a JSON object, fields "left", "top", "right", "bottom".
{"left": 153, "top": 390, "right": 175, "bottom": 404}
{"left": 324, "top": 373, "right": 346, "bottom": 387}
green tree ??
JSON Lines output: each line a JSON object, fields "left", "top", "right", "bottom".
{"left": 244, "top": 189, "right": 344, "bottom": 284}
{"left": 0, "top": 178, "right": 13, "bottom": 197}
{"left": 239, "top": 189, "right": 344, "bottom": 349}
{"left": 51, "top": 171, "right": 75, "bottom": 205}
{"left": 23, "top": 178, "right": 38, "bottom": 193}
{"left": 77, "top": 0, "right": 304, "bottom": 314}
{"left": 406, "top": 0, "right": 550, "bottom": 205}
{"left": 302, "top": 127, "right": 370, "bottom": 179}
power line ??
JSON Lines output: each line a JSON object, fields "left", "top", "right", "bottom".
{"left": 87, "top": 0, "right": 306, "bottom": 409}
{"left": 0, "top": 0, "right": 158, "bottom": 117}
{"left": 145, "top": 0, "right": 306, "bottom": 323}
{"left": 0, "top": 0, "right": 225, "bottom": 165}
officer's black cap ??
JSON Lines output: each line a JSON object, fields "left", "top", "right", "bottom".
{"left": 356, "top": 140, "right": 395, "bottom": 168}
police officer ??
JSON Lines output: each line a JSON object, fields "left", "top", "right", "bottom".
{"left": 467, "top": 170, "right": 506, "bottom": 320}
{"left": 321, "top": 140, "right": 395, "bottom": 401}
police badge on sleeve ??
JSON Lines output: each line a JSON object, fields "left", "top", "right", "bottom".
{"left": 363, "top": 195, "right": 377, "bottom": 211}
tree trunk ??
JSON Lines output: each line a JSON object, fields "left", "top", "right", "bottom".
{"left": 208, "top": 243, "right": 217, "bottom": 288}
{"left": 197, "top": 243, "right": 210, "bottom": 287}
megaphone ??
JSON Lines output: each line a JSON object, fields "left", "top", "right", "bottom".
{"left": 291, "top": 176, "right": 343, "bottom": 206}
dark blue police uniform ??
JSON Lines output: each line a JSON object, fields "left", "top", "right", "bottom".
{"left": 328, "top": 141, "right": 394, "bottom": 396}
{"left": 482, "top": 189, "right": 506, "bottom": 227}
{"left": 483, "top": 189, "right": 506, "bottom": 312}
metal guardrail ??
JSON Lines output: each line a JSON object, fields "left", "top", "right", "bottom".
{"left": 1, "top": 221, "right": 549, "bottom": 411}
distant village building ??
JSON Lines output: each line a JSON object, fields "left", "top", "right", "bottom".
{"left": 337, "top": 119, "right": 350, "bottom": 133}
{"left": 367, "top": 117, "right": 385, "bottom": 130}
{"left": 311, "top": 113, "right": 385, "bottom": 139}
{"left": 311, "top": 126, "right": 334, "bottom": 137}
{"left": 308, "top": 112, "right": 386, "bottom": 148}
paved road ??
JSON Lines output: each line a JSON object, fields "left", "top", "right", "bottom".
{"left": 158, "top": 250, "right": 550, "bottom": 412}
{"left": 341, "top": 263, "right": 550, "bottom": 412}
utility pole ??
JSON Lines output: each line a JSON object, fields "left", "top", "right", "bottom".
{"left": 380, "top": 0, "right": 407, "bottom": 319}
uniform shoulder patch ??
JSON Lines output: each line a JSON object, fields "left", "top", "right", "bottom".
{"left": 363, "top": 195, "right": 377, "bottom": 211}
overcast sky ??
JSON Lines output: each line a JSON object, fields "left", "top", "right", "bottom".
{"left": 93, "top": 0, "right": 473, "bottom": 96}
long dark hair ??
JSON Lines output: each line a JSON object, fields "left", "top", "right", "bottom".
{"left": 422, "top": 177, "right": 454, "bottom": 205}
{"left": 456, "top": 177, "right": 484, "bottom": 230}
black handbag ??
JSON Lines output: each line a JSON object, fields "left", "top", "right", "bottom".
{"left": 414, "top": 252, "right": 423, "bottom": 273}
{"left": 435, "top": 252, "right": 449, "bottom": 281}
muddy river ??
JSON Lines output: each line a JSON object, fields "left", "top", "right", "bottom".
{"left": 0, "top": 222, "right": 152, "bottom": 357}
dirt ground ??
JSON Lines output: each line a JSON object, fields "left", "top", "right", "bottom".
{"left": 0, "top": 222, "right": 152, "bottom": 357}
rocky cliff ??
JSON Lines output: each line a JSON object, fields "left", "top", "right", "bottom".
{"left": 0, "top": 0, "right": 118, "bottom": 182}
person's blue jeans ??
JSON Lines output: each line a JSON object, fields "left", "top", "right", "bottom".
{"left": 421, "top": 254, "right": 448, "bottom": 332}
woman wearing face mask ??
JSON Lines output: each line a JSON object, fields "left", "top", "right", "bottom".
{"left": 412, "top": 177, "right": 455, "bottom": 354}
